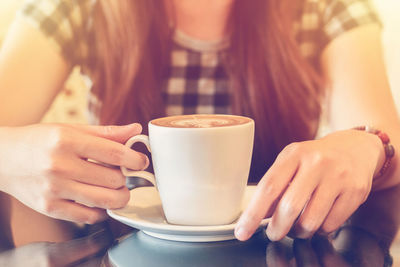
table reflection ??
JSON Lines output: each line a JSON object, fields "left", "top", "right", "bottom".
{"left": 108, "top": 230, "right": 268, "bottom": 267}
{"left": 0, "top": 184, "right": 399, "bottom": 267}
{"left": 107, "top": 228, "right": 388, "bottom": 267}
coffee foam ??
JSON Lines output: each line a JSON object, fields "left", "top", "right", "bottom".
{"left": 151, "top": 115, "right": 251, "bottom": 128}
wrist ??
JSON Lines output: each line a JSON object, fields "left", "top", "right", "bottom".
{"left": 353, "top": 126, "right": 395, "bottom": 180}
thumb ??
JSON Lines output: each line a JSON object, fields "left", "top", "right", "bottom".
{"left": 68, "top": 123, "right": 143, "bottom": 144}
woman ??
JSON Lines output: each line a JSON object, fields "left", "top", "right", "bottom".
{"left": 0, "top": 0, "right": 398, "bottom": 243}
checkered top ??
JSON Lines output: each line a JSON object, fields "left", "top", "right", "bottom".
{"left": 19, "top": 0, "right": 381, "bottom": 118}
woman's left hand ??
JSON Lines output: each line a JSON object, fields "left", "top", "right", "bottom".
{"left": 235, "top": 129, "right": 383, "bottom": 241}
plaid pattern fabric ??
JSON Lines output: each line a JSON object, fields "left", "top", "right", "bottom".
{"left": 295, "top": 0, "right": 381, "bottom": 64}
{"left": 164, "top": 34, "right": 231, "bottom": 116}
{"left": 19, "top": 0, "right": 381, "bottom": 118}
{"left": 18, "top": 0, "right": 93, "bottom": 65}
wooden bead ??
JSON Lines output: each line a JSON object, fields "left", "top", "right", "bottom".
{"left": 354, "top": 126, "right": 395, "bottom": 180}
{"left": 378, "top": 132, "right": 390, "bottom": 144}
{"left": 385, "top": 144, "right": 395, "bottom": 158}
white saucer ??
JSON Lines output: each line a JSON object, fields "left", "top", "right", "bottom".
{"left": 107, "top": 185, "right": 270, "bottom": 242}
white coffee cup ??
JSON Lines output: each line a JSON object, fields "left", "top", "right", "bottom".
{"left": 121, "top": 114, "right": 254, "bottom": 226}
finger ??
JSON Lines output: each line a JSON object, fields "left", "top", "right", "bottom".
{"left": 320, "top": 193, "right": 363, "bottom": 234}
{"left": 72, "top": 132, "right": 149, "bottom": 171}
{"left": 66, "top": 158, "right": 126, "bottom": 189}
{"left": 292, "top": 183, "right": 339, "bottom": 239}
{"left": 266, "top": 165, "right": 321, "bottom": 241}
{"left": 45, "top": 199, "right": 107, "bottom": 224}
{"left": 68, "top": 123, "right": 143, "bottom": 144}
{"left": 235, "top": 150, "right": 299, "bottom": 241}
{"left": 293, "top": 239, "right": 320, "bottom": 267}
{"left": 265, "top": 197, "right": 280, "bottom": 218}
{"left": 57, "top": 179, "right": 130, "bottom": 210}
{"left": 311, "top": 235, "right": 350, "bottom": 267}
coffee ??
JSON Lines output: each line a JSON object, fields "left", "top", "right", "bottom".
{"left": 151, "top": 114, "right": 251, "bottom": 128}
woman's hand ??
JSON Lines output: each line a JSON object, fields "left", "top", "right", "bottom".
{"left": 235, "top": 129, "right": 384, "bottom": 241}
{"left": 0, "top": 123, "right": 148, "bottom": 224}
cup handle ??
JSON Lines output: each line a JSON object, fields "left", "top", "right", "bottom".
{"left": 120, "top": 135, "right": 156, "bottom": 187}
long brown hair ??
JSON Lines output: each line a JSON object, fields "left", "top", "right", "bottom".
{"left": 89, "top": 0, "right": 323, "bottom": 181}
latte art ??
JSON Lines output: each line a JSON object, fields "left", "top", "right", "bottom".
{"left": 151, "top": 114, "right": 251, "bottom": 128}
{"left": 171, "top": 118, "right": 232, "bottom": 128}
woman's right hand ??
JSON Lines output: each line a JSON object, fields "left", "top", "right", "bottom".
{"left": 0, "top": 123, "right": 148, "bottom": 224}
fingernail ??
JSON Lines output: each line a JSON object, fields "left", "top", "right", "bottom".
{"left": 130, "top": 123, "right": 142, "bottom": 132}
{"left": 266, "top": 227, "right": 278, "bottom": 241}
{"left": 235, "top": 226, "right": 250, "bottom": 241}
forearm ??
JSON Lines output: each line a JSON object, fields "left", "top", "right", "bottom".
{"left": 0, "top": 18, "right": 72, "bottom": 126}
{"left": 320, "top": 24, "right": 400, "bottom": 190}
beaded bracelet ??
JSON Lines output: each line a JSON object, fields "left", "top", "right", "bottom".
{"left": 353, "top": 126, "right": 395, "bottom": 179}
